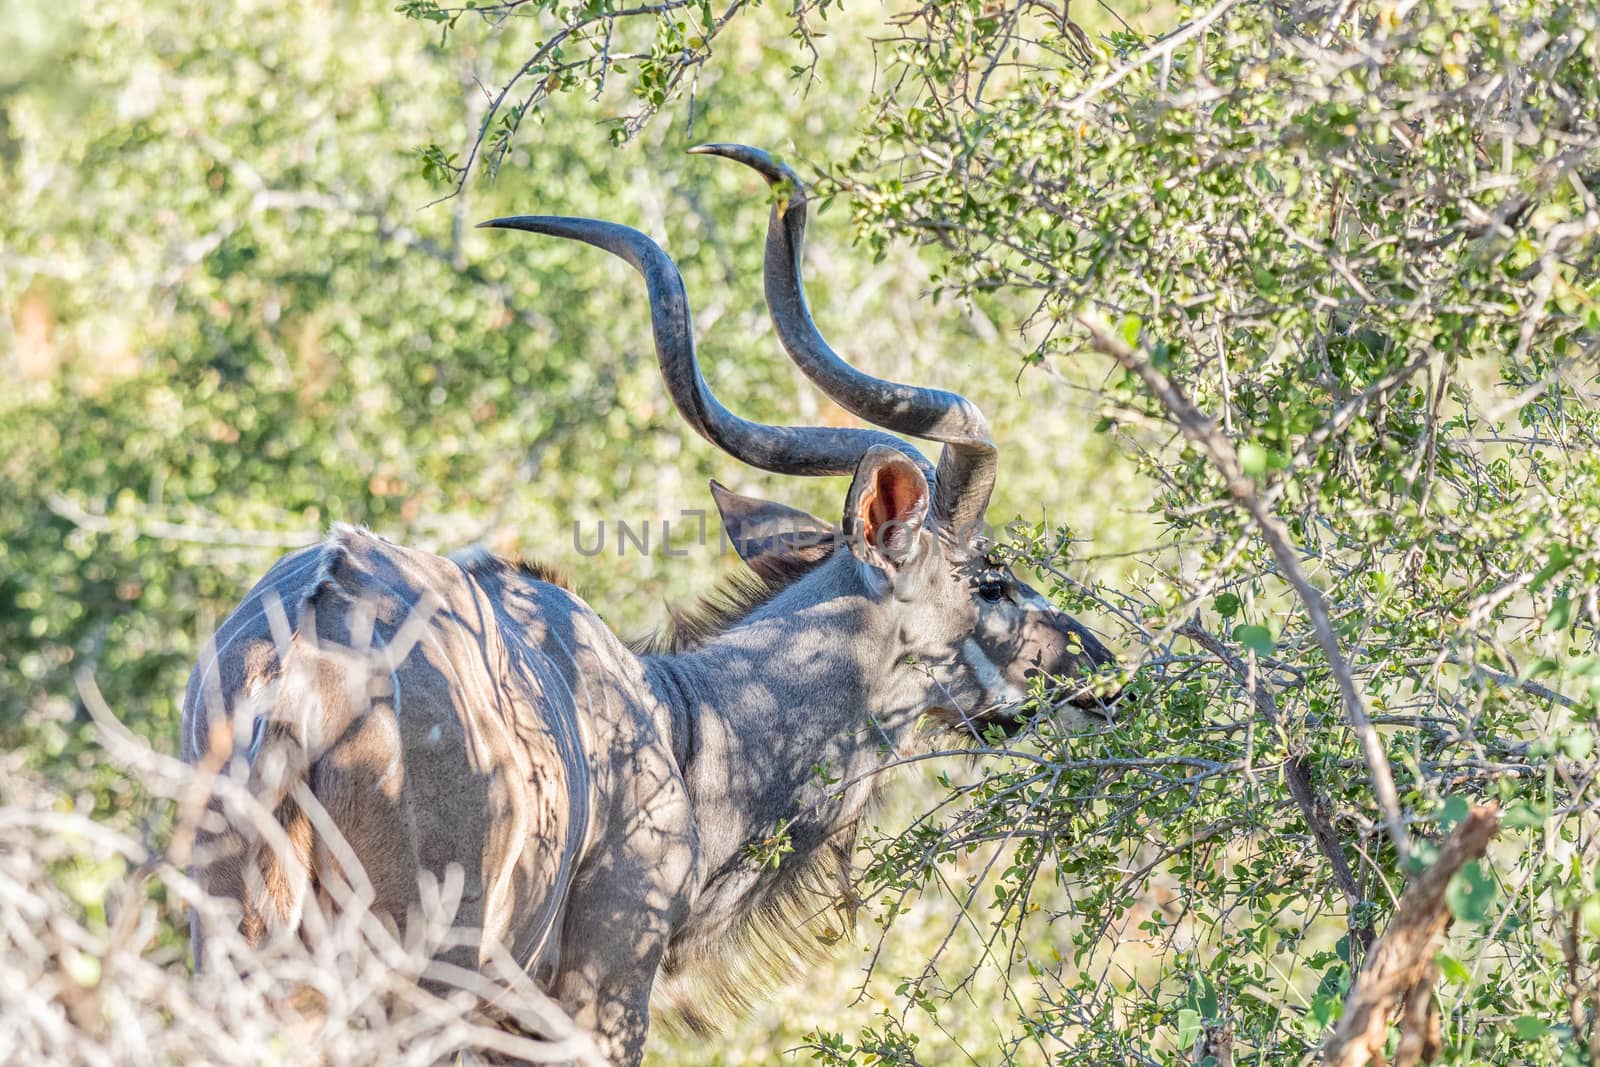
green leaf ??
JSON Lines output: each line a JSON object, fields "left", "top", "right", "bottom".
{"left": 1581, "top": 894, "right": 1600, "bottom": 939}
{"left": 1436, "top": 954, "right": 1471, "bottom": 985}
{"left": 1118, "top": 315, "right": 1142, "bottom": 348}
{"left": 1531, "top": 546, "right": 1574, "bottom": 592}
{"left": 1238, "top": 441, "right": 1269, "bottom": 477}
{"left": 1235, "top": 625, "right": 1275, "bottom": 656}
{"left": 1562, "top": 729, "right": 1594, "bottom": 760}
{"left": 1512, "top": 1015, "right": 1548, "bottom": 1040}
{"left": 1176, "top": 1007, "right": 1202, "bottom": 1048}
{"left": 1501, "top": 801, "right": 1547, "bottom": 829}
{"left": 1446, "top": 860, "right": 1497, "bottom": 924}
{"left": 1214, "top": 592, "right": 1241, "bottom": 619}
{"left": 1547, "top": 593, "right": 1573, "bottom": 633}
{"left": 1184, "top": 973, "right": 1219, "bottom": 1019}
{"left": 1315, "top": 963, "right": 1349, "bottom": 999}
{"left": 1526, "top": 658, "right": 1562, "bottom": 682}
{"left": 1308, "top": 992, "right": 1343, "bottom": 1028}
{"left": 1438, "top": 795, "right": 1469, "bottom": 830}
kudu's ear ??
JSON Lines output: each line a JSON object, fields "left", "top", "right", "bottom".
{"left": 710, "top": 480, "right": 837, "bottom": 581}
{"left": 842, "top": 446, "right": 931, "bottom": 570}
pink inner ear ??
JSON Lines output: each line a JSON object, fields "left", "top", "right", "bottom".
{"left": 864, "top": 460, "right": 927, "bottom": 549}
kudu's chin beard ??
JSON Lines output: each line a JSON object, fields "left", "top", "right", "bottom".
{"left": 925, "top": 700, "right": 1039, "bottom": 742}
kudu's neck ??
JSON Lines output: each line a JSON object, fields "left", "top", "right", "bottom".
{"left": 641, "top": 558, "right": 916, "bottom": 881}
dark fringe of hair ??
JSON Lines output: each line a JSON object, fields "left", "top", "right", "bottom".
{"left": 450, "top": 543, "right": 574, "bottom": 592}
{"left": 507, "top": 556, "right": 573, "bottom": 591}
{"left": 629, "top": 550, "right": 829, "bottom": 655}
{"left": 652, "top": 817, "right": 866, "bottom": 1037}
{"left": 457, "top": 544, "right": 826, "bottom": 654}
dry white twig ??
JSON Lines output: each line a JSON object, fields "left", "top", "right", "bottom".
{"left": 0, "top": 693, "right": 607, "bottom": 1067}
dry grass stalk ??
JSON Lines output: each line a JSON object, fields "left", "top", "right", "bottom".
{"left": 0, "top": 699, "right": 606, "bottom": 1067}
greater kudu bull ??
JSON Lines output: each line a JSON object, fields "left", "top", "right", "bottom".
{"left": 181, "top": 145, "right": 1119, "bottom": 1064}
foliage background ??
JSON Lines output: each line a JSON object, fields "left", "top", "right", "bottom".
{"left": 3, "top": 0, "right": 1598, "bottom": 1064}
{"left": 1, "top": 0, "right": 1148, "bottom": 1061}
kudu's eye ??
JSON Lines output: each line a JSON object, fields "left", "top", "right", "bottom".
{"left": 977, "top": 572, "right": 1007, "bottom": 602}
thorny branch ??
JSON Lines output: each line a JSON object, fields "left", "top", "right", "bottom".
{"left": 1078, "top": 313, "right": 1413, "bottom": 865}
{"left": 0, "top": 669, "right": 609, "bottom": 1067}
{"left": 415, "top": 0, "right": 829, "bottom": 201}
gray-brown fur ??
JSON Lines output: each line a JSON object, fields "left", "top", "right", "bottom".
{"left": 181, "top": 145, "right": 1121, "bottom": 1066}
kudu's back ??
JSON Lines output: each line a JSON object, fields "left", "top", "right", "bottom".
{"left": 180, "top": 524, "right": 618, "bottom": 978}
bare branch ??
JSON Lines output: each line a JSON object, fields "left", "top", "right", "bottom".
{"left": 1322, "top": 804, "right": 1500, "bottom": 1067}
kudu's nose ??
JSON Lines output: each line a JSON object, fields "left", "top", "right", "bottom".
{"left": 1069, "top": 684, "right": 1122, "bottom": 717}
{"left": 1056, "top": 620, "right": 1123, "bottom": 715}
